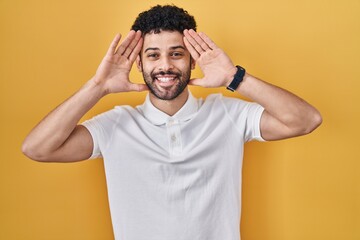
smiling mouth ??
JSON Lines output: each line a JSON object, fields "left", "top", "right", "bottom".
{"left": 156, "top": 76, "right": 176, "bottom": 83}
{"left": 153, "top": 73, "right": 180, "bottom": 87}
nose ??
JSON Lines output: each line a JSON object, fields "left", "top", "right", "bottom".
{"left": 158, "top": 56, "right": 173, "bottom": 72}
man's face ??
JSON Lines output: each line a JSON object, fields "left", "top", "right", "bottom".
{"left": 137, "top": 30, "right": 195, "bottom": 100}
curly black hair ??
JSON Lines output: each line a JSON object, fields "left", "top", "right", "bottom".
{"left": 131, "top": 5, "right": 197, "bottom": 35}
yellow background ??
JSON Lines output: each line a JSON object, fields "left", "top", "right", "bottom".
{"left": 1, "top": 0, "right": 359, "bottom": 239}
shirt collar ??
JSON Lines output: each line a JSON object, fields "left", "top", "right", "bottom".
{"left": 137, "top": 91, "right": 199, "bottom": 126}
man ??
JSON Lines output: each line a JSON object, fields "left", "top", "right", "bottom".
{"left": 22, "top": 5, "right": 322, "bottom": 240}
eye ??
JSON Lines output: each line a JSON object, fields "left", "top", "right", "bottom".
{"left": 147, "top": 53, "right": 159, "bottom": 59}
{"left": 171, "top": 52, "right": 184, "bottom": 58}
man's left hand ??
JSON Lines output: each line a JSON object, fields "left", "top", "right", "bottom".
{"left": 183, "top": 29, "right": 237, "bottom": 88}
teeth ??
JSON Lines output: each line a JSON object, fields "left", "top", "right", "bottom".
{"left": 157, "top": 77, "right": 175, "bottom": 83}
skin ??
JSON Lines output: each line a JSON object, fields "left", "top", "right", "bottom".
{"left": 136, "top": 30, "right": 195, "bottom": 116}
{"left": 139, "top": 31, "right": 193, "bottom": 101}
{"left": 22, "top": 29, "right": 322, "bottom": 162}
{"left": 183, "top": 29, "right": 322, "bottom": 140}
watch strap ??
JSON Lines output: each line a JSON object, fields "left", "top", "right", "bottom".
{"left": 226, "top": 65, "right": 246, "bottom": 92}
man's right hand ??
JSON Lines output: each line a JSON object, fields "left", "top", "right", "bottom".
{"left": 22, "top": 31, "right": 149, "bottom": 162}
{"left": 93, "top": 30, "right": 148, "bottom": 95}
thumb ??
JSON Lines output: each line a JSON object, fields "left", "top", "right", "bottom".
{"left": 189, "top": 78, "right": 204, "bottom": 86}
{"left": 128, "top": 83, "right": 149, "bottom": 92}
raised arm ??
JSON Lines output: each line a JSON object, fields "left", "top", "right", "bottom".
{"left": 22, "top": 30, "right": 147, "bottom": 162}
{"left": 183, "top": 29, "right": 322, "bottom": 141}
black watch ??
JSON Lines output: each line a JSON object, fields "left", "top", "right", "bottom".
{"left": 226, "top": 65, "right": 246, "bottom": 92}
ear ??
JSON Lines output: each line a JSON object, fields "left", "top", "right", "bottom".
{"left": 136, "top": 55, "right": 142, "bottom": 72}
{"left": 190, "top": 57, "right": 196, "bottom": 70}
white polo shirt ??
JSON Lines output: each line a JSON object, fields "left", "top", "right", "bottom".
{"left": 82, "top": 91, "right": 264, "bottom": 240}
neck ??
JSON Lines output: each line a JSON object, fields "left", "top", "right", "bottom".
{"left": 149, "top": 88, "right": 189, "bottom": 116}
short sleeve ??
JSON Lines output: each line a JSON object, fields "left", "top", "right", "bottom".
{"left": 81, "top": 118, "right": 103, "bottom": 159}
{"left": 221, "top": 96, "right": 265, "bottom": 142}
{"left": 81, "top": 107, "right": 122, "bottom": 159}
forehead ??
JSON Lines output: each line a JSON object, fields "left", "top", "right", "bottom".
{"left": 142, "top": 31, "right": 185, "bottom": 51}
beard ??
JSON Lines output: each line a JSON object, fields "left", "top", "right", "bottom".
{"left": 142, "top": 66, "right": 191, "bottom": 101}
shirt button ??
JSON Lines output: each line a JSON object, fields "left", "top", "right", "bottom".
{"left": 171, "top": 134, "right": 177, "bottom": 142}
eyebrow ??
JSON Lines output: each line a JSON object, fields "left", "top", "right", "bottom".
{"left": 144, "top": 45, "right": 186, "bottom": 53}
{"left": 144, "top": 47, "right": 159, "bottom": 53}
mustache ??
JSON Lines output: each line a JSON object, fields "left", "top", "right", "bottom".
{"left": 151, "top": 70, "right": 181, "bottom": 78}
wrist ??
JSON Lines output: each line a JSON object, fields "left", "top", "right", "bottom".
{"left": 226, "top": 65, "right": 246, "bottom": 92}
{"left": 83, "top": 77, "right": 109, "bottom": 98}
{"left": 224, "top": 66, "right": 238, "bottom": 87}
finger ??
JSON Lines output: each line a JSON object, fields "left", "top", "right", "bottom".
{"left": 199, "top": 32, "right": 218, "bottom": 50}
{"left": 188, "top": 78, "right": 204, "bottom": 86}
{"left": 183, "top": 29, "right": 206, "bottom": 55}
{"left": 122, "top": 30, "right": 142, "bottom": 58}
{"left": 107, "top": 33, "right": 121, "bottom": 56}
{"left": 189, "top": 29, "right": 211, "bottom": 51}
{"left": 127, "top": 83, "right": 149, "bottom": 92}
{"left": 183, "top": 35, "right": 200, "bottom": 60}
{"left": 115, "top": 30, "right": 136, "bottom": 55}
{"left": 188, "top": 29, "right": 212, "bottom": 52}
{"left": 128, "top": 33, "right": 143, "bottom": 62}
